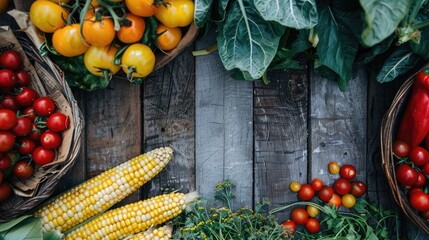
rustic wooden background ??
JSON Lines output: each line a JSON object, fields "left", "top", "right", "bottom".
{"left": 10, "top": 1, "right": 429, "bottom": 238}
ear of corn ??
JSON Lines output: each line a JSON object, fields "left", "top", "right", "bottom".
{"left": 65, "top": 191, "right": 199, "bottom": 240}
{"left": 127, "top": 225, "right": 173, "bottom": 240}
{"left": 35, "top": 147, "right": 174, "bottom": 233}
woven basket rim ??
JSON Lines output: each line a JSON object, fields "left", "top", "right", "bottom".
{"left": 381, "top": 63, "right": 429, "bottom": 234}
{"left": 0, "top": 30, "right": 84, "bottom": 222}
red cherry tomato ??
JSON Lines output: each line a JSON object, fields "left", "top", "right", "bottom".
{"left": 0, "top": 155, "right": 11, "bottom": 170}
{"left": 414, "top": 172, "right": 427, "bottom": 188}
{"left": 0, "top": 50, "right": 22, "bottom": 70}
{"left": 305, "top": 217, "right": 320, "bottom": 234}
{"left": 32, "top": 146, "right": 55, "bottom": 165}
{"left": 18, "top": 137, "right": 37, "bottom": 155}
{"left": 423, "top": 163, "right": 429, "bottom": 175}
{"left": 0, "top": 95, "right": 19, "bottom": 112}
{"left": 318, "top": 186, "right": 334, "bottom": 202}
{"left": 0, "top": 109, "right": 17, "bottom": 130}
{"left": 340, "top": 164, "right": 357, "bottom": 179}
{"left": 291, "top": 207, "right": 308, "bottom": 225}
{"left": 350, "top": 181, "right": 367, "bottom": 197}
{"left": 281, "top": 220, "right": 296, "bottom": 233}
{"left": 28, "top": 123, "right": 43, "bottom": 141}
{"left": 298, "top": 184, "right": 315, "bottom": 201}
{"left": 333, "top": 178, "right": 352, "bottom": 196}
{"left": 393, "top": 140, "right": 410, "bottom": 158}
{"left": 40, "top": 131, "right": 62, "bottom": 149}
{"left": 328, "top": 193, "right": 341, "bottom": 208}
{"left": 15, "top": 70, "right": 31, "bottom": 87}
{"left": 33, "top": 97, "right": 56, "bottom": 116}
{"left": 409, "top": 190, "right": 429, "bottom": 212}
{"left": 12, "top": 117, "right": 33, "bottom": 136}
{"left": 0, "top": 131, "right": 15, "bottom": 152}
{"left": 15, "top": 87, "right": 38, "bottom": 107}
{"left": 0, "top": 182, "right": 12, "bottom": 202}
{"left": 47, "top": 112, "right": 70, "bottom": 132}
{"left": 311, "top": 178, "right": 323, "bottom": 191}
{"left": 395, "top": 164, "right": 418, "bottom": 187}
{"left": 0, "top": 69, "right": 18, "bottom": 88}
{"left": 13, "top": 161, "right": 34, "bottom": 179}
{"left": 409, "top": 147, "right": 429, "bottom": 166}
{"left": 23, "top": 106, "right": 36, "bottom": 122}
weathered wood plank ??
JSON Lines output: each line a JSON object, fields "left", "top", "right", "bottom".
{"left": 309, "top": 70, "right": 367, "bottom": 187}
{"left": 195, "top": 33, "right": 253, "bottom": 209}
{"left": 84, "top": 79, "right": 142, "bottom": 206}
{"left": 254, "top": 68, "right": 308, "bottom": 221}
{"left": 142, "top": 45, "right": 196, "bottom": 198}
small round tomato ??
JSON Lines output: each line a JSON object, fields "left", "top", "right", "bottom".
{"left": 318, "top": 186, "right": 334, "bottom": 202}
{"left": 0, "top": 131, "right": 15, "bottom": 152}
{"left": 30, "top": 0, "right": 69, "bottom": 33}
{"left": 45, "top": 0, "right": 71, "bottom": 4}
{"left": 341, "top": 194, "right": 356, "bottom": 208}
{"left": 32, "top": 146, "right": 55, "bottom": 166}
{"left": 281, "top": 219, "right": 296, "bottom": 233}
{"left": 333, "top": 178, "right": 352, "bottom": 196}
{"left": 18, "top": 137, "right": 37, "bottom": 155}
{"left": 395, "top": 164, "right": 418, "bottom": 187}
{"left": 12, "top": 117, "right": 32, "bottom": 136}
{"left": 291, "top": 207, "right": 308, "bottom": 225}
{"left": 414, "top": 172, "right": 427, "bottom": 188}
{"left": 121, "top": 43, "right": 155, "bottom": 79}
{"left": 350, "top": 181, "right": 367, "bottom": 197}
{"left": 33, "top": 97, "right": 56, "bottom": 116}
{"left": 328, "top": 193, "right": 341, "bottom": 208}
{"left": 0, "top": 69, "right": 18, "bottom": 88}
{"left": 409, "top": 147, "right": 429, "bottom": 167}
{"left": 0, "top": 155, "right": 11, "bottom": 170}
{"left": 340, "top": 164, "right": 356, "bottom": 179}
{"left": 305, "top": 218, "right": 320, "bottom": 234}
{"left": 328, "top": 161, "right": 340, "bottom": 174}
{"left": 117, "top": 13, "right": 146, "bottom": 44}
{"left": 422, "top": 210, "right": 429, "bottom": 220}
{"left": 84, "top": 45, "right": 120, "bottom": 77}
{"left": 40, "top": 131, "right": 62, "bottom": 149}
{"left": 0, "top": 109, "right": 17, "bottom": 130}
{"left": 306, "top": 205, "right": 319, "bottom": 217}
{"left": 15, "top": 87, "right": 38, "bottom": 107}
{"left": 125, "top": 0, "right": 158, "bottom": 17}
{"left": 423, "top": 163, "right": 429, "bottom": 175}
{"left": 298, "top": 184, "right": 315, "bottom": 201}
{"left": 13, "top": 161, "right": 34, "bottom": 179}
{"left": 23, "top": 107, "right": 36, "bottom": 122}
{"left": 82, "top": 16, "right": 115, "bottom": 47}
{"left": 393, "top": 140, "right": 410, "bottom": 158}
{"left": 156, "top": 24, "right": 182, "bottom": 51}
{"left": 409, "top": 190, "right": 429, "bottom": 212}
{"left": 47, "top": 112, "right": 70, "bottom": 132}
{"left": 0, "top": 50, "right": 22, "bottom": 70}
{"left": 52, "top": 24, "right": 89, "bottom": 57}
{"left": 0, "top": 182, "right": 11, "bottom": 202}
{"left": 29, "top": 123, "right": 43, "bottom": 141}
{"left": 15, "top": 70, "right": 31, "bottom": 87}
{"left": 155, "top": 0, "right": 194, "bottom": 27}
{"left": 289, "top": 181, "right": 301, "bottom": 192}
{"left": 311, "top": 178, "right": 323, "bottom": 191}
{"left": 0, "top": 95, "right": 19, "bottom": 112}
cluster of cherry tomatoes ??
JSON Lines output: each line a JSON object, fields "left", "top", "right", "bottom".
{"left": 0, "top": 49, "right": 70, "bottom": 203}
{"left": 281, "top": 162, "right": 367, "bottom": 235}
{"left": 29, "top": 0, "right": 194, "bottom": 81}
{"left": 393, "top": 140, "right": 429, "bottom": 216}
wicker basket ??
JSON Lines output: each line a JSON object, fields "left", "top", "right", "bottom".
{"left": 0, "top": 29, "right": 84, "bottom": 221}
{"left": 381, "top": 63, "right": 429, "bottom": 234}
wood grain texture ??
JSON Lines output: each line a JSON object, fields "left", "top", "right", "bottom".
{"left": 254, "top": 68, "right": 308, "bottom": 221}
{"left": 195, "top": 33, "right": 253, "bottom": 209}
{"left": 309, "top": 69, "right": 367, "bottom": 186}
{"left": 142, "top": 45, "right": 196, "bottom": 198}
{"left": 84, "top": 79, "right": 142, "bottom": 206}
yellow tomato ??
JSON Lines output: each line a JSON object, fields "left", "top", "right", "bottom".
{"left": 306, "top": 205, "right": 319, "bottom": 217}
{"left": 84, "top": 45, "right": 120, "bottom": 77}
{"left": 328, "top": 161, "right": 340, "bottom": 174}
{"left": 42, "top": 0, "right": 71, "bottom": 3}
{"left": 289, "top": 181, "right": 301, "bottom": 192}
{"left": 156, "top": 24, "right": 182, "bottom": 51}
{"left": 121, "top": 43, "right": 155, "bottom": 79}
{"left": 155, "top": 0, "right": 194, "bottom": 27}
{"left": 82, "top": 16, "right": 115, "bottom": 47}
{"left": 341, "top": 194, "right": 356, "bottom": 208}
{"left": 30, "top": 0, "right": 69, "bottom": 33}
{"left": 52, "top": 24, "right": 89, "bottom": 57}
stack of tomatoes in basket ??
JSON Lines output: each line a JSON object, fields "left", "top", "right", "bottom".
{"left": 392, "top": 70, "right": 429, "bottom": 218}
{"left": 0, "top": 49, "right": 69, "bottom": 202}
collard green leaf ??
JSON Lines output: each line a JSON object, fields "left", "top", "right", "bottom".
{"left": 376, "top": 45, "right": 421, "bottom": 83}
{"left": 217, "top": 0, "right": 285, "bottom": 80}
{"left": 254, "top": 0, "right": 318, "bottom": 29}
{"left": 360, "top": 0, "right": 411, "bottom": 47}
{"left": 355, "top": 35, "right": 395, "bottom": 65}
{"left": 291, "top": 29, "right": 312, "bottom": 53}
{"left": 2, "top": 217, "right": 42, "bottom": 240}
{"left": 269, "top": 48, "right": 302, "bottom": 70}
{"left": 218, "top": 0, "right": 229, "bottom": 21}
{"left": 316, "top": 3, "right": 359, "bottom": 82}
{"left": 195, "top": 0, "right": 213, "bottom": 28}
{"left": 411, "top": 25, "right": 429, "bottom": 59}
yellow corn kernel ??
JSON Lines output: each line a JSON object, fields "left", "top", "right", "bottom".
{"left": 65, "top": 192, "right": 199, "bottom": 240}
{"left": 127, "top": 225, "right": 173, "bottom": 240}
{"left": 35, "top": 147, "right": 174, "bottom": 233}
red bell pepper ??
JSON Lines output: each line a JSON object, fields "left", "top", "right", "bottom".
{"left": 396, "top": 69, "right": 429, "bottom": 149}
